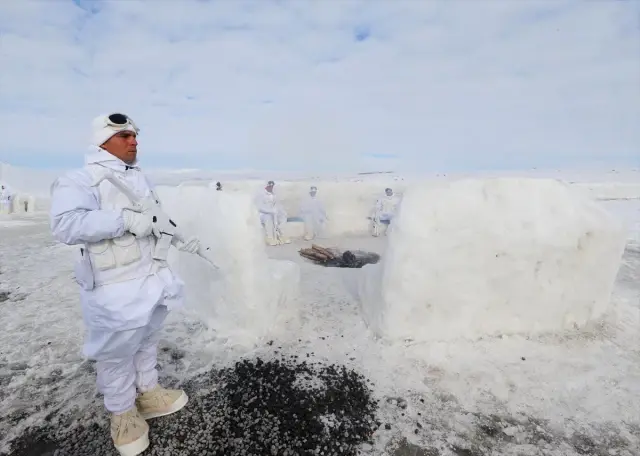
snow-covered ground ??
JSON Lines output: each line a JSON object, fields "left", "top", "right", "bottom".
{"left": 0, "top": 169, "right": 639, "bottom": 456}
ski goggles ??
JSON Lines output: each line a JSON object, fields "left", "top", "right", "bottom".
{"left": 104, "top": 113, "right": 139, "bottom": 133}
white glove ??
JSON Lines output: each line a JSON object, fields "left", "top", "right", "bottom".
{"left": 176, "top": 236, "right": 200, "bottom": 254}
{"left": 122, "top": 209, "right": 153, "bottom": 237}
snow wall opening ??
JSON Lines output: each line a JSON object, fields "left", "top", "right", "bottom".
{"left": 155, "top": 185, "right": 301, "bottom": 348}
{"left": 206, "top": 179, "right": 408, "bottom": 238}
{"left": 354, "top": 178, "right": 628, "bottom": 343}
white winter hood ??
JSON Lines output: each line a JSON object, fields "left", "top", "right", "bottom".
{"left": 85, "top": 146, "right": 140, "bottom": 173}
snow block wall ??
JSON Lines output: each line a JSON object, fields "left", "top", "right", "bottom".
{"left": 11, "top": 194, "right": 38, "bottom": 213}
{"left": 572, "top": 182, "right": 640, "bottom": 201}
{"left": 0, "top": 162, "right": 58, "bottom": 212}
{"left": 156, "top": 185, "right": 301, "bottom": 347}
{"left": 0, "top": 183, "right": 40, "bottom": 214}
{"left": 356, "top": 178, "right": 628, "bottom": 342}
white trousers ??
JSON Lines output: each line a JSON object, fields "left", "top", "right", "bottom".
{"left": 91, "top": 304, "right": 169, "bottom": 414}
{"left": 261, "top": 212, "right": 287, "bottom": 241}
{"left": 371, "top": 214, "right": 392, "bottom": 237}
{"left": 0, "top": 201, "right": 10, "bottom": 214}
{"left": 303, "top": 216, "right": 325, "bottom": 240}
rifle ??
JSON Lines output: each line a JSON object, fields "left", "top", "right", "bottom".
{"left": 91, "top": 171, "right": 218, "bottom": 269}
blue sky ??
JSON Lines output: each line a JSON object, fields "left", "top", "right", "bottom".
{"left": 0, "top": 0, "right": 638, "bottom": 173}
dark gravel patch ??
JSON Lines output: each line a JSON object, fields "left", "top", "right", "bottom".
{"left": 3, "top": 356, "right": 379, "bottom": 456}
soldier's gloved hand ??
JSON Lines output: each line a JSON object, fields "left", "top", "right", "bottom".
{"left": 122, "top": 208, "right": 153, "bottom": 237}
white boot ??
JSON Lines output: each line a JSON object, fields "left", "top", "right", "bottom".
{"left": 371, "top": 221, "right": 380, "bottom": 237}
{"left": 277, "top": 235, "right": 291, "bottom": 244}
{"left": 136, "top": 385, "right": 189, "bottom": 420}
{"left": 265, "top": 219, "right": 279, "bottom": 245}
{"left": 110, "top": 407, "right": 149, "bottom": 456}
{"left": 275, "top": 227, "right": 290, "bottom": 244}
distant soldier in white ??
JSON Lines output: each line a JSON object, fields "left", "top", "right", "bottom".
{"left": 255, "top": 180, "right": 290, "bottom": 245}
{"left": 49, "top": 113, "right": 202, "bottom": 456}
{"left": 299, "top": 186, "right": 327, "bottom": 241}
{"left": 371, "top": 187, "right": 400, "bottom": 236}
{"left": 0, "top": 184, "right": 13, "bottom": 214}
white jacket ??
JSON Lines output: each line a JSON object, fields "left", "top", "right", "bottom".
{"left": 374, "top": 194, "right": 400, "bottom": 219}
{"left": 299, "top": 195, "right": 327, "bottom": 222}
{"left": 254, "top": 188, "right": 280, "bottom": 216}
{"left": 50, "top": 147, "right": 184, "bottom": 333}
